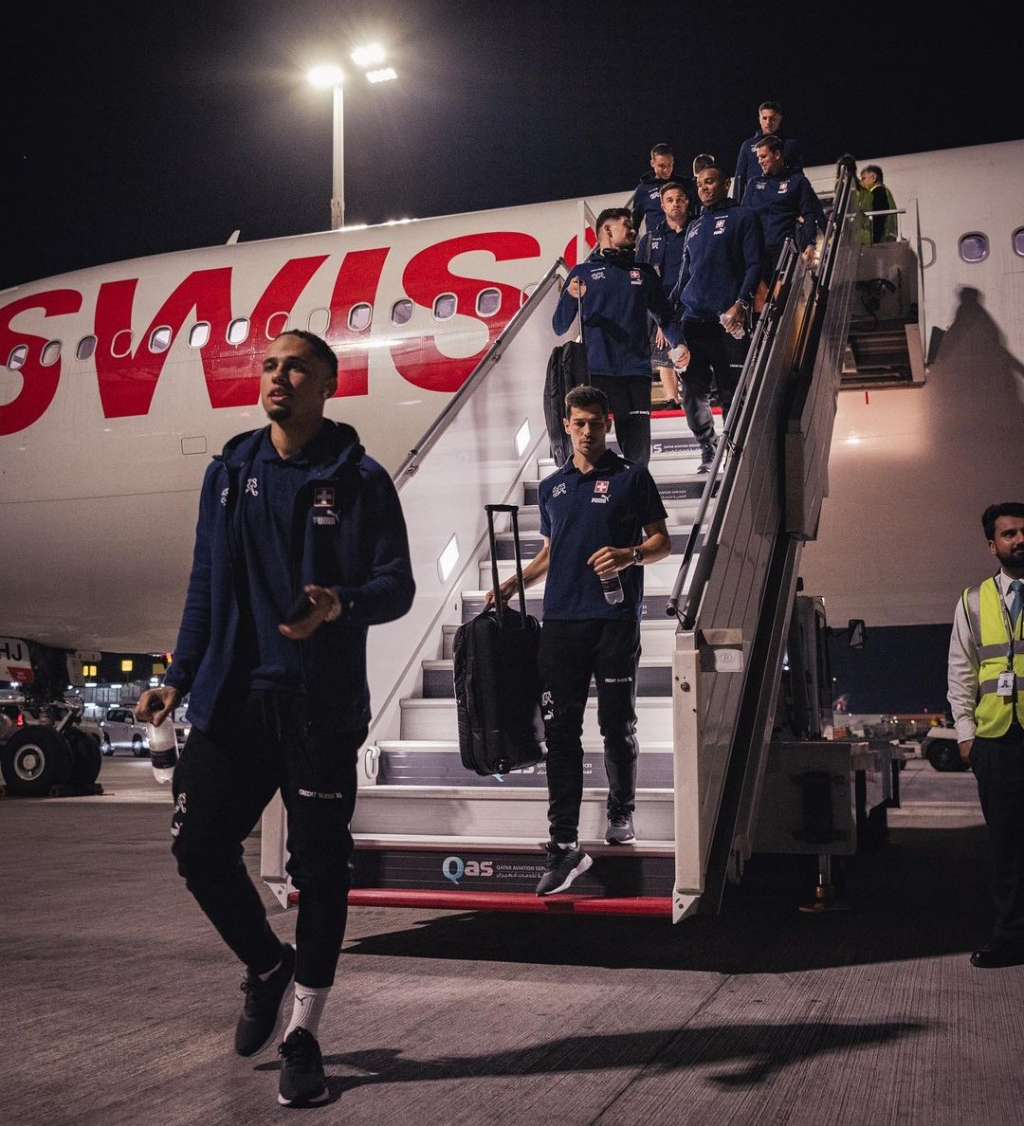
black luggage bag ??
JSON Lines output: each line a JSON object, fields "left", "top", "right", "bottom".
{"left": 453, "top": 504, "right": 546, "bottom": 775}
{"left": 544, "top": 340, "right": 588, "bottom": 464}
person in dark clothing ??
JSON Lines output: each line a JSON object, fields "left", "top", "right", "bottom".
{"left": 671, "top": 163, "right": 763, "bottom": 470}
{"left": 629, "top": 143, "right": 698, "bottom": 236}
{"left": 137, "top": 329, "right": 415, "bottom": 1108}
{"left": 488, "top": 384, "right": 671, "bottom": 894}
{"left": 636, "top": 181, "right": 693, "bottom": 410}
{"left": 741, "top": 133, "right": 825, "bottom": 282}
{"left": 552, "top": 207, "right": 685, "bottom": 467}
{"left": 947, "top": 502, "right": 1024, "bottom": 969}
{"left": 733, "top": 101, "right": 803, "bottom": 200}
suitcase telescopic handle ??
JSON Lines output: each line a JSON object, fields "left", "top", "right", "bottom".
{"left": 484, "top": 503, "right": 528, "bottom": 627}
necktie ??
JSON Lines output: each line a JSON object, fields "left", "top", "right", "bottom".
{"left": 1009, "top": 579, "right": 1024, "bottom": 631}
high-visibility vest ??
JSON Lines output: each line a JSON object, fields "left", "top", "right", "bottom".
{"left": 963, "top": 576, "right": 1024, "bottom": 737}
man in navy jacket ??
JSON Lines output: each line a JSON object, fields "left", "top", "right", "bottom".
{"left": 672, "top": 163, "right": 763, "bottom": 470}
{"left": 741, "top": 134, "right": 825, "bottom": 281}
{"left": 733, "top": 100, "right": 804, "bottom": 201}
{"left": 630, "top": 143, "right": 698, "bottom": 236}
{"left": 138, "top": 330, "right": 414, "bottom": 1108}
{"left": 553, "top": 207, "right": 684, "bottom": 466}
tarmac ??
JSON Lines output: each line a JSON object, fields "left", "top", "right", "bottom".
{"left": 3, "top": 756, "right": 1024, "bottom": 1126}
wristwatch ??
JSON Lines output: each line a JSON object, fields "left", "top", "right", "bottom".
{"left": 632, "top": 547, "right": 644, "bottom": 566}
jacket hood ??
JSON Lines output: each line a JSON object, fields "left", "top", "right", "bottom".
{"left": 219, "top": 420, "right": 365, "bottom": 475}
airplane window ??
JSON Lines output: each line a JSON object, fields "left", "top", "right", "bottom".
{"left": 266, "top": 312, "right": 289, "bottom": 338}
{"left": 226, "top": 318, "right": 249, "bottom": 345}
{"left": 476, "top": 288, "right": 501, "bottom": 317}
{"left": 433, "top": 293, "right": 457, "bottom": 320}
{"left": 40, "top": 340, "right": 62, "bottom": 367}
{"left": 8, "top": 344, "right": 28, "bottom": 370}
{"left": 189, "top": 322, "right": 211, "bottom": 348}
{"left": 111, "top": 330, "right": 134, "bottom": 358}
{"left": 76, "top": 336, "right": 97, "bottom": 361}
{"left": 149, "top": 327, "right": 172, "bottom": 353}
{"left": 391, "top": 300, "right": 413, "bottom": 325}
{"left": 307, "top": 308, "right": 331, "bottom": 335}
{"left": 1013, "top": 228, "right": 1024, "bottom": 258}
{"left": 348, "top": 303, "right": 372, "bottom": 331}
{"left": 959, "top": 233, "right": 989, "bottom": 263}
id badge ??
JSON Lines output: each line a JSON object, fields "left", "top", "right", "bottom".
{"left": 997, "top": 670, "right": 1016, "bottom": 697}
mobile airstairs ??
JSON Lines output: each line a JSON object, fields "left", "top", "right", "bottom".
{"left": 262, "top": 171, "right": 906, "bottom": 921}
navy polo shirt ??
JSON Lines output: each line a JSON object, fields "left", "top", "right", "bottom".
{"left": 538, "top": 450, "right": 667, "bottom": 621}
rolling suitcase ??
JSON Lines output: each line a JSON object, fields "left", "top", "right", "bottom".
{"left": 453, "top": 504, "right": 546, "bottom": 775}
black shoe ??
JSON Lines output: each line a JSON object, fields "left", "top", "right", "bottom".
{"left": 278, "top": 1027, "right": 329, "bottom": 1107}
{"left": 235, "top": 942, "right": 296, "bottom": 1057}
{"left": 605, "top": 811, "right": 636, "bottom": 845}
{"left": 536, "top": 841, "right": 593, "bottom": 896}
{"left": 697, "top": 436, "right": 717, "bottom": 474}
{"left": 970, "top": 941, "right": 1024, "bottom": 969}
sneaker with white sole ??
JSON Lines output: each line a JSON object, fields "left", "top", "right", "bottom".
{"left": 605, "top": 811, "right": 636, "bottom": 845}
{"left": 234, "top": 942, "right": 295, "bottom": 1057}
{"left": 536, "top": 841, "right": 593, "bottom": 896}
{"left": 278, "top": 1027, "right": 329, "bottom": 1107}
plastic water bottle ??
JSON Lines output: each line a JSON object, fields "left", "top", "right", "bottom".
{"left": 600, "top": 572, "right": 624, "bottom": 605}
{"left": 147, "top": 716, "right": 178, "bottom": 784}
{"left": 719, "top": 312, "right": 746, "bottom": 340}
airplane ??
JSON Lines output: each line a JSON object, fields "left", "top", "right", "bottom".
{"left": 1, "top": 138, "right": 1021, "bottom": 915}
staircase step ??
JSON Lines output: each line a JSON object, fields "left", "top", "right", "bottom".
{"left": 422, "top": 657, "right": 672, "bottom": 699}
{"left": 371, "top": 740, "right": 675, "bottom": 788}
{"left": 400, "top": 696, "right": 674, "bottom": 743}
{"left": 459, "top": 588, "right": 687, "bottom": 624}
{"left": 441, "top": 616, "right": 679, "bottom": 659}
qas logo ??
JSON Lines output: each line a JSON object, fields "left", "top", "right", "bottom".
{"left": 442, "top": 856, "right": 494, "bottom": 885}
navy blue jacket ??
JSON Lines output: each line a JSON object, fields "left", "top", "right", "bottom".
{"left": 741, "top": 169, "right": 825, "bottom": 256}
{"left": 552, "top": 249, "right": 683, "bottom": 377}
{"left": 671, "top": 199, "right": 764, "bottom": 332}
{"left": 165, "top": 420, "right": 415, "bottom": 730}
{"left": 636, "top": 218, "right": 690, "bottom": 300}
{"left": 630, "top": 172, "right": 698, "bottom": 233}
{"left": 733, "top": 131, "right": 803, "bottom": 200}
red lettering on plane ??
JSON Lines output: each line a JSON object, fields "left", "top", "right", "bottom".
{"left": 324, "top": 247, "right": 390, "bottom": 399}
{"left": 0, "top": 289, "right": 82, "bottom": 435}
{"left": 94, "top": 257, "right": 328, "bottom": 416}
{"left": 390, "top": 232, "right": 541, "bottom": 392}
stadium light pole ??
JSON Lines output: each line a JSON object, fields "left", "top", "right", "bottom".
{"left": 309, "top": 45, "right": 397, "bottom": 231}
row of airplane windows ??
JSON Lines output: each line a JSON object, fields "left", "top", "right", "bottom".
{"left": 5, "top": 226, "right": 1022, "bottom": 373}
{"left": 5, "top": 287, "right": 519, "bottom": 372}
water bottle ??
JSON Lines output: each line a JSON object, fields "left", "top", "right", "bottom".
{"left": 146, "top": 713, "right": 178, "bottom": 784}
{"left": 719, "top": 312, "right": 745, "bottom": 340}
{"left": 600, "top": 572, "right": 624, "bottom": 605}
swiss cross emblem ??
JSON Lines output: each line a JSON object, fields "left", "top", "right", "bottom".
{"left": 313, "top": 487, "right": 335, "bottom": 507}
{"left": 594, "top": 480, "right": 609, "bottom": 494}
{"left": 629, "top": 269, "right": 641, "bottom": 280}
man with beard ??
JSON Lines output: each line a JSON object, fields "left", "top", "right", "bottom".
{"left": 137, "top": 330, "right": 415, "bottom": 1105}
{"left": 948, "top": 502, "right": 1024, "bottom": 968}
{"left": 553, "top": 207, "right": 685, "bottom": 466}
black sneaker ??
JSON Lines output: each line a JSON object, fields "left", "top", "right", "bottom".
{"left": 697, "top": 436, "right": 717, "bottom": 474}
{"left": 536, "top": 841, "right": 593, "bottom": 896}
{"left": 234, "top": 942, "right": 295, "bottom": 1057}
{"left": 278, "top": 1027, "right": 329, "bottom": 1107}
{"left": 605, "top": 811, "right": 636, "bottom": 845}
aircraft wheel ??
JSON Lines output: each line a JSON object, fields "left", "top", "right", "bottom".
{"left": 0, "top": 727, "right": 73, "bottom": 796}
{"left": 131, "top": 735, "right": 146, "bottom": 758}
{"left": 66, "top": 728, "right": 103, "bottom": 789}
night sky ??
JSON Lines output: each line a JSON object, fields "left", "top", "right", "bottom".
{"left": 7, "top": 0, "right": 1019, "bottom": 291}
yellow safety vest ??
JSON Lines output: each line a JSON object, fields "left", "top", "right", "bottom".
{"left": 963, "top": 576, "right": 1024, "bottom": 737}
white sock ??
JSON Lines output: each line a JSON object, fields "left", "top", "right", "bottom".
{"left": 285, "top": 984, "right": 330, "bottom": 1040}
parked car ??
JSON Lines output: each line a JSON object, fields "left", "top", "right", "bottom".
{"left": 97, "top": 706, "right": 150, "bottom": 756}
{"left": 920, "top": 726, "right": 970, "bottom": 773}
{"left": 0, "top": 701, "right": 41, "bottom": 745}
{"left": 97, "top": 705, "right": 190, "bottom": 756}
